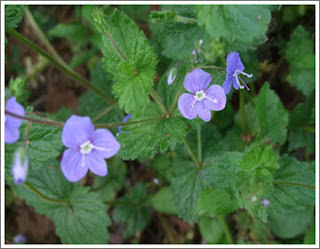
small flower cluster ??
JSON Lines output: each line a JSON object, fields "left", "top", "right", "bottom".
{"left": 176, "top": 52, "right": 252, "bottom": 122}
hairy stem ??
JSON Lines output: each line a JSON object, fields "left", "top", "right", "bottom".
{"left": 218, "top": 215, "right": 233, "bottom": 244}
{"left": 197, "top": 65, "right": 226, "bottom": 70}
{"left": 183, "top": 138, "right": 202, "bottom": 168}
{"left": 24, "top": 182, "right": 70, "bottom": 206}
{"left": 150, "top": 88, "right": 169, "bottom": 115}
{"left": 239, "top": 91, "right": 248, "bottom": 133}
{"left": 169, "top": 84, "right": 185, "bottom": 114}
{"left": 8, "top": 28, "right": 115, "bottom": 105}
{"left": 95, "top": 116, "right": 164, "bottom": 128}
{"left": 273, "top": 180, "right": 315, "bottom": 190}
{"left": 92, "top": 104, "right": 116, "bottom": 122}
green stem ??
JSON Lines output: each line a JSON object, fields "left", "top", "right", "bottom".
{"left": 218, "top": 215, "right": 233, "bottom": 244}
{"left": 197, "top": 126, "right": 202, "bottom": 163}
{"left": 6, "top": 110, "right": 163, "bottom": 129}
{"left": 243, "top": 89, "right": 256, "bottom": 108}
{"left": 92, "top": 104, "right": 116, "bottom": 122}
{"left": 169, "top": 84, "right": 185, "bottom": 114}
{"left": 183, "top": 138, "right": 202, "bottom": 168}
{"left": 5, "top": 110, "right": 64, "bottom": 128}
{"left": 8, "top": 28, "right": 115, "bottom": 105}
{"left": 150, "top": 88, "right": 169, "bottom": 115}
{"left": 197, "top": 65, "right": 226, "bottom": 70}
{"left": 302, "top": 125, "right": 315, "bottom": 134}
{"left": 95, "top": 116, "right": 164, "bottom": 128}
{"left": 24, "top": 182, "right": 70, "bottom": 206}
{"left": 273, "top": 180, "right": 315, "bottom": 190}
{"left": 239, "top": 91, "right": 248, "bottom": 132}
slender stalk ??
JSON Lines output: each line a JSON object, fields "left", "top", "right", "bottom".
{"left": 243, "top": 89, "right": 256, "bottom": 108}
{"left": 8, "top": 28, "right": 115, "bottom": 105}
{"left": 95, "top": 116, "right": 164, "bottom": 128}
{"left": 24, "top": 182, "right": 70, "bottom": 206}
{"left": 92, "top": 104, "right": 116, "bottom": 122}
{"left": 24, "top": 7, "right": 67, "bottom": 67}
{"left": 6, "top": 110, "right": 163, "bottom": 129}
{"left": 197, "top": 65, "right": 226, "bottom": 70}
{"left": 24, "top": 122, "right": 32, "bottom": 146}
{"left": 149, "top": 88, "right": 169, "bottom": 115}
{"left": 5, "top": 110, "right": 64, "bottom": 128}
{"left": 239, "top": 91, "right": 248, "bottom": 133}
{"left": 183, "top": 138, "right": 202, "bottom": 168}
{"left": 218, "top": 215, "right": 233, "bottom": 244}
{"left": 273, "top": 180, "right": 315, "bottom": 190}
{"left": 197, "top": 126, "right": 202, "bottom": 163}
{"left": 169, "top": 84, "right": 185, "bottom": 114}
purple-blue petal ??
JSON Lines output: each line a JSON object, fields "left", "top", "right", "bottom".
{"left": 91, "top": 129, "right": 121, "bottom": 158}
{"left": 62, "top": 115, "right": 95, "bottom": 148}
{"left": 5, "top": 126, "right": 20, "bottom": 144}
{"left": 226, "top": 52, "right": 245, "bottom": 74}
{"left": 196, "top": 101, "right": 211, "bottom": 122}
{"left": 86, "top": 150, "right": 108, "bottom": 177}
{"left": 118, "top": 114, "right": 132, "bottom": 134}
{"left": 223, "top": 74, "right": 233, "bottom": 95}
{"left": 205, "top": 85, "right": 227, "bottom": 111}
{"left": 5, "top": 97, "right": 25, "bottom": 128}
{"left": 178, "top": 93, "right": 198, "bottom": 120}
{"left": 184, "top": 68, "right": 212, "bottom": 93}
{"left": 61, "top": 149, "right": 88, "bottom": 182}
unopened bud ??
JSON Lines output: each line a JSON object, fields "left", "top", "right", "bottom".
{"left": 12, "top": 147, "right": 29, "bottom": 185}
{"left": 167, "top": 68, "right": 177, "bottom": 85}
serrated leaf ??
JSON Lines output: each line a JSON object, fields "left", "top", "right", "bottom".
{"left": 171, "top": 159, "right": 205, "bottom": 223}
{"left": 151, "top": 187, "right": 178, "bottom": 215}
{"left": 197, "top": 188, "right": 238, "bottom": 216}
{"left": 113, "top": 183, "right": 151, "bottom": 238}
{"left": 13, "top": 162, "right": 111, "bottom": 244}
{"left": 197, "top": 5, "right": 271, "bottom": 47}
{"left": 5, "top": 117, "right": 64, "bottom": 181}
{"left": 117, "top": 103, "right": 188, "bottom": 160}
{"left": 9, "top": 77, "right": 30, "bottom": 105}
{"left": 94, "top": 9, "right": 157, "bottom": 115}
{"left": 285, "top": 25, "right": 315, "bottom": 96}
{"left": 269, "top": 206, "right": 313, "bottom": 239}
{"left": 199, "top": 216, "right": 224, "bottom": 244}
{"left": 270, "top": 155, "right": 315, "bottom": 213}
{"left": 5, "top": 5, "right": 25, "bottom": 29}
{"left": 255, "top": 83, "right": 289, "bottom": 145}
{"left": 93, "top": 158, "right": 127, "bottom": 202}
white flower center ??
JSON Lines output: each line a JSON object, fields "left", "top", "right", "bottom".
{"left": 80, "top": 140, "right": 94, "bottom": 155}
{"left": 195, "top": 90, "right": 206, "bottom": 101}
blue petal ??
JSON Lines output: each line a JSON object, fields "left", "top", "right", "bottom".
{"left": 184, "top": 68, "right": 212, "bottom": 94}
{"left": 226, "top": 52, "right": 245, "bottom": 74}
{"left": 61, "top": 149, "right": 88, "bottom": 182}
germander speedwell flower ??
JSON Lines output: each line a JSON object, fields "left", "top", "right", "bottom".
{"left": 61, "top": 115, "right": 120, "bottom": 182}
{"left": 178, "top": 68, "right": 226, "bottom": 122}
{"left": 5, "top": 97, "right": 25, "bottom": 144}
{"left": 223, "top": 52, "right": 253, "bottom": 94}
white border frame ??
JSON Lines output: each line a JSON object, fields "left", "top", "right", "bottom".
{"left": 1, "top": 1, "right": 319, "bottom": 248}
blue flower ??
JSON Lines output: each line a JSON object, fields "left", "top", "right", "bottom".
{"left": 61, "top": 115, "right": 120, "bottom": 182}
{"left": 178, "top": 68, "right": 226, "bottom": 122}
{"left": 13, "top": 234, "right": 27, "bottom": 244}
{"left": 223, "top": 52, "right": 253, "bottom": 94}
{"left": 5, "top": 97, "right": 25, "bottom": 144}
{"left": 12, "top": 148, "right": 29, "bottom": 185}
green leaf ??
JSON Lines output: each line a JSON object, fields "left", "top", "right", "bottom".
{"left": 5, "top": 5, "right": 25, "bottom": 29}
{"left": 113, "top": 183, "right": 151, "bottom": 238}
{"left": 285, "top": 25, "right": 315, "bottom": 96}
{"left": 304, "top": 223, "right": 315, "bottom": 244}
{"left": 255, "top": 83, "right": 289, "bottom": 145}
{"left": 197, "top": 5, "right": 271, "bottom": 47}
{"left": 94, "top": 9, "right": 157, "bottom": 115}
{"left": 9, "top": 77, "right": 30, "bottom": 105}
{"left": 48, "top": 23, "right": 90, "bottom": 47}
{"left": 197, "top": 188, "right": 238, "bottom": 216}
{"left": 199, "top": 216, "right": 224, "bottom": 244}
{"left": 117, "top": 103, "right": 188, "bottom": 160}
{"left": 171, "top": 159, "right": 205, "bottom": 223}
{"left": 270, "top": 155, "right": 315, "bottom": 213}
{"left": 269, "top": 206, "right": 314, "bottom": 239}
{"left": 249, "top": 219, "right": 272, "bottom": 243}
{"left": 92, "top": 158, "right": 127, "bottom": 202}
{"left": 5, "top": 117, "right": 64, "bottom": 181}
{"left": 239, "top": 145, "right": 279, "bottom": 178}
{"left": 13, "top": 162, "right": 111, "bottom": 244}
{"left": 151, "top": 187, "right": 178, "bottom": 215}
{"left": 203, "top": 152, "right": 243, "bottom": 190}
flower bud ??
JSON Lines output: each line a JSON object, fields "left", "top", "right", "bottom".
{"left": 12, "top": 147, "right": 29, "bottom": 185}
{"left": 167, "top": 68, "right": 177, "bottom": 85}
